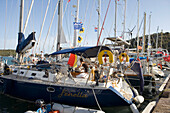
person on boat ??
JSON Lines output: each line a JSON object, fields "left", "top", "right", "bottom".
{"left": 4, "top": 63, "right": 10, "bottom": 75}
{"left": 76, "top": 58, "right": 89, "bottom": 78}
{"left": 94, "top": 65, "right": 100, "bottom": 86}
{"left": 37, "top": 104, "right": 47, "bottom": 113}
{"left": 40, "top": 51, "right": 44, "bottom": 60}
{"left": 77, "top": 58, "right": 89, "bottom": 73}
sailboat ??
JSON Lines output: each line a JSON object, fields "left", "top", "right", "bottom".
{"left": 0, "top": 0, "right": 144, "bottom": 111}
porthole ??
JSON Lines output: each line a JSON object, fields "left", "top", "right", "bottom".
{"left": 47, "top": 87, "right": 55, "bottom": 93}
{"left": 31, "top": 73, "right": 36, "bottom": 76}
{"left": 13, "top": 70, "right": 17, "bottom": 73}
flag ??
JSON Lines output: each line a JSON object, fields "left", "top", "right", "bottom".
{"left": 68, "top": 0, "right": 71, "bottom": 2}
{"left": 95, "top": 27, "right": 98, "bottom": 32}
{"left": 78, "top": 36, "right": 83, "bottom": 43}
{"left": 79, "top": 27, "right": 85, "bottom": 33}
{"left": 131, "top": 58, "right": 144, "bottom": 94}
{"left": 67, "top": 54, "right": 77, "bottom": 67}
{"left": 73, "top": 22, "right": 83, "bottom": 30}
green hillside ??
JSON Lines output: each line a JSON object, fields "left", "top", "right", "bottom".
{"left": 127, "top": 32, "right": 170, "bottom": 52}
{"left": 0, "top": 49, "right": 16, "bottom": 56}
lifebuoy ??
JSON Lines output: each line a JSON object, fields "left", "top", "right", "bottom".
{"left": 157, "top": 64, "right": 162, "bottom": 70}
{"left": 119, "top": 53, "right": 129, "bottom": 62}
{"left": 98, "top": 50, "right": 113, "bottom": 64}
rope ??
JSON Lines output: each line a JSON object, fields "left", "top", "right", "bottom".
{"left": 97, "top": 0, "right": 111, "bottom": 46}
{"left": 144, "top": 91, "right": 163, "bottom": 101}
{"left": 23, "top": 0, "right": 34, "bottom": 34}
{"left": 35, "top": 0, "right": 51, "bottom": 53}
{"left": 92, "top": 88, "right": 102, "bottom": 111}
{"left": 82, "top": 0, "right": 89, "bottom": 24}
{"left": 4, "top": 0, "right": 7, "bottom": 50}
{"left": 43, "top": 0, "right": 59, "bottom": 51}
{"left": 83, "top": 0, "right": 95, "bottom": 45}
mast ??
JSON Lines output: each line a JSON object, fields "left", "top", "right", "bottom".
{"left": 18, "top": 0, "right": 24, "bottom": 63}
{"left": 73, "top": 0, "right": 79, "bottom": 47}
{"left": 56, "top": 0, "right": 63, "bottom": 60}
{"left": 97, "top": 0, "right": 101, "bottom": 42}
{"left": 122, "top": 0, "right": 126, "bottom": 40}
{"left": 19, "top": 0, "right": 24, "bottom": 33}
{"left": 57, "top": 0, "right": 63, "bottom": 51}
{"left": 142, "top": 12, "right": 146, "bottom": 54}
{"left": 148, "top": 14, "right": 151, "bottom": 74}
{"left": 137, "top": 0, "right": 139, "bottom": 55}
{"left": 161, "top": 29, "right": 163, "bottom": 48}
{"left": 156, "top": 26, "right": 159, "bottom": 52}
{"left": 114, "top": 0, "right": 117, "bottom": 37}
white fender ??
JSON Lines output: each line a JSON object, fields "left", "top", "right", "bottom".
{"left": 130, "top": 103, "right": 139, "bottom": 113}
{"left": 134, "top": 95, "right": 144, "bottom": 104}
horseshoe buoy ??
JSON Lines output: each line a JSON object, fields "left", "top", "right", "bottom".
{"left": 119, "top": 53, "right": 129, "bottom": 62}
{"left": 157, "top": 64, "right": 162, "bottom": 70}
{"left": 98, "top": 50, "right": 113, "bottom": 64}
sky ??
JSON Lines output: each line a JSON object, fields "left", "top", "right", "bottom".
{"left": 0, "top": 0, "right": 170, "bottom": 54}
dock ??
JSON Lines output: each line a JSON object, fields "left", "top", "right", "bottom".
{"left": 141, "top": 74, "right": 170, "bottom": 113}
{"left": 152, "top": 74, "right": 170, "bottom": 113}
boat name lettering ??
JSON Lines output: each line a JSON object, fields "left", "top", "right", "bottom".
{"left": 58, "top": 89, "right": 88, "bottom": 98}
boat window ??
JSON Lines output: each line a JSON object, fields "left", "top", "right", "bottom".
{"left": 13, "top": 70, "right": 17, "bottom": 73}
{"left": 31, "top": 73, "right": 36, "bottom": 76}
{"left": 47, "top": 87, "right": 55, "bottom": 93}
{"left": 21, "top": 71, "right": 24, "bottom": 74}
{"left": 43, "top": 75, "right": 48, "bottom": 78}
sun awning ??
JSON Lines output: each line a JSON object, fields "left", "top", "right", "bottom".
{"left": 50, "top": 46, "right": 112, "bottom": 58}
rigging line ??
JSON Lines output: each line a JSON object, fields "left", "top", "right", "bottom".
{"left": 69, "top": 5, "right": 73, "bottom": 47}
{"left": 23, "top": 0, "right": 34, "bottom": 34}
{"left": 43, "top": 0, "right": 59, "bottom": 52}
{"left": 108, "top": 5, "right": 115, "bottom": 37}
{"left": 82, "top": 0, "right": 89, "bottom": 23}
{"left": 35, "top": 0, "right": 51, "bottom": 53}
{"left": 4, "top": 0, "right": 7, "bottom": 50}
{"left": 62, "top": 0, "right": 69, "bottom": 20}
{"left": 97, "top": 0, "right": 111, "bottom": 46}
{"left": 65, "top": 6, "right": 71, "bottom": 47}
{"left": 83, "top": 0, "right": 95, "bottom": 46}
{"left": 6, "top": 0, "right": 14, "bottom": 49}
{"left": 127, "top": 1, "right": 138, "bottom": 30}
{"left": 135, "top": 17, "right": 144, "bottom": 38}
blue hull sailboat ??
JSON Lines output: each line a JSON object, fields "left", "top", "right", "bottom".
{"left": 0, "top": 46, "right": 144, "bottom": 108}
{"left": 0, "top": 0, "right": 144, "bottom": 110}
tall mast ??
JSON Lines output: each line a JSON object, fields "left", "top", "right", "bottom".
{"left": 148, "top": 14, "right": 151, "bottom": 58}
{"left": 122, "top": 0, "right": 126, "bottom": 40}
{"left": 114, "top": 0, "right": 117, "bottom": 37}
{"left": 147, "top": 14, "right": 151, "bottom": 74}
{"left": 18, "top": 0, "right": 24, "bottom": 63}
{"left": 19, "top": 0, "right": 24, "bottom": 33}
{"left": 56, "top": 0, "right": 63, "bottom": 52}
{"left": 137, "top": 0, "right": 139, "bottom": 55}
{"left": 156, "top": 26, "right": 159, "bottom": 52}
{"left": 73, "top": 0, "right": 79, "bottom": 47}
{"left": 97, "top": 0, "right": 101, "bottom": 42}
{"left": 161, "top": 29, "right": 163, "bottom": 48}
{"left": 142, "top": 12, "right": 146, "bottom": 54}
